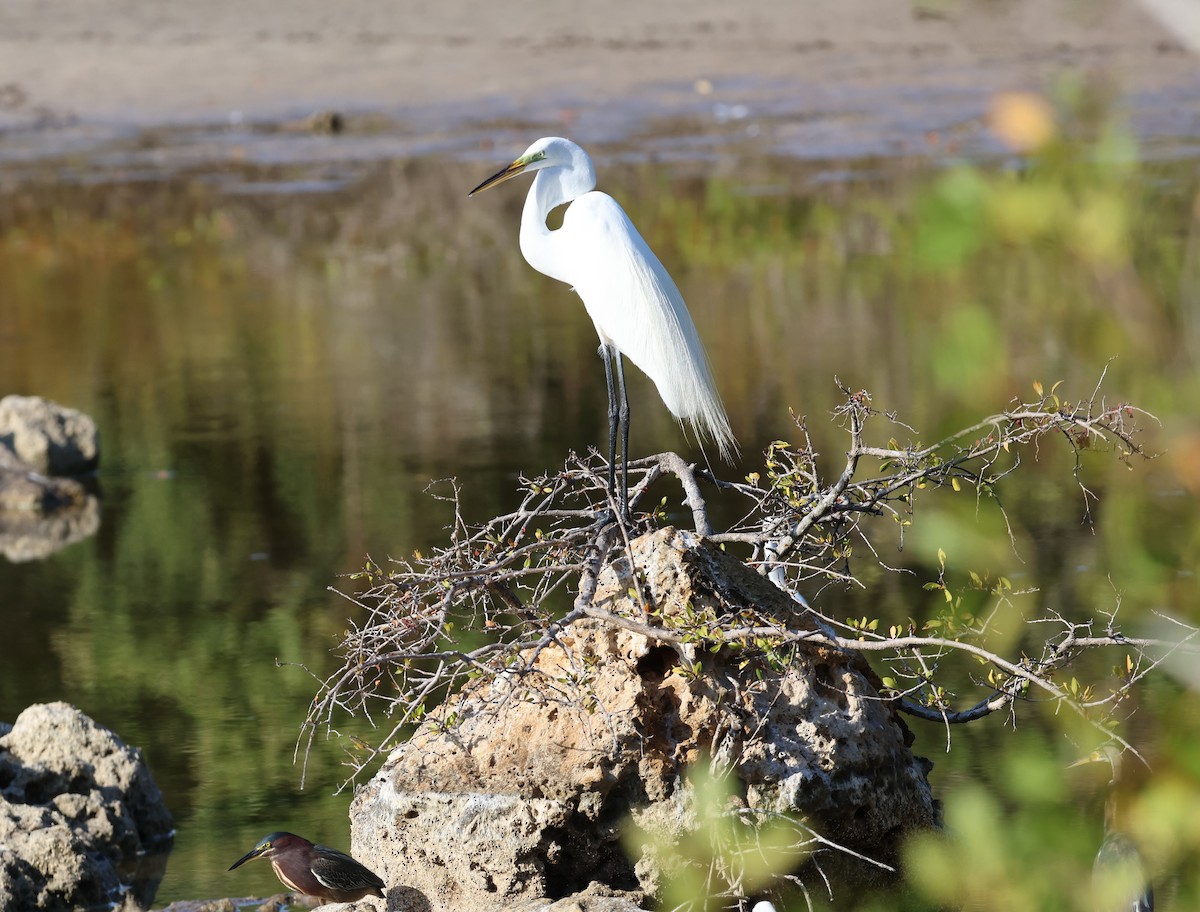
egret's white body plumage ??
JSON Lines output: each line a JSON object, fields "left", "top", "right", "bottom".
{"left": 473, "top": 137, "right": 737, "bottom": 462}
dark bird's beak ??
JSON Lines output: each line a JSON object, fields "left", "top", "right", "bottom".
{"left": 468, "top": 158, "right": 529, "bottom": 197}
{"left": 228, "top": 846, "right": 266, "bottom": 871}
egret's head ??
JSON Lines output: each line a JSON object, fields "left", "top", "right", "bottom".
{"left": 1068, "top": 744, "right": 1125, "bottom": 785}
{"left": 468, "top": 136, "right": 590, "bottom": 196}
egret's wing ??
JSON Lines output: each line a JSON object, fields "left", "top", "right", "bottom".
{"left": 562, "top": 191, "right": 737, "bottom": 460}
{"left": 1094, "top": 832, "right": 1153, "bottom": 912}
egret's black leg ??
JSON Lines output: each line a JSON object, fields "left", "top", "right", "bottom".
{"left": 601, "top": 343, "right": 619, "bottom": 502}
{"left": 615, "top": 353, "right": 630, "bottom": 519}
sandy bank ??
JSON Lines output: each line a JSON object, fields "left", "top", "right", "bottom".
{"left": 0, "top": 0, "right": 1194, "bottom": 138}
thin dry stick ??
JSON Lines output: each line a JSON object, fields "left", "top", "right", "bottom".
{"left": 299, "top": 379, "right": 1167, "bottom": 799}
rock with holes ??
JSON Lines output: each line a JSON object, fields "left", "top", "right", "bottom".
{"left": 0, "top": 397, "right": 100, "bottom": 558}
{"left": 502, "top": 885, "right": 651, "bottom": 912}
{"left": 0, "top": 396, "right": 99, "bottom": 477}
{"left": 0, "top": 703, "right": 174, "bottom": 911}
{"left": 351, "top": 527, "right": 935, "bottom": 911}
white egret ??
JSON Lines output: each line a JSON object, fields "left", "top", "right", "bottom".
{"left": 469, "top": 137, "right": 737, "bottom": 515}
{"left": 1071, "top": 746, "right": 1154, "bottom": 912}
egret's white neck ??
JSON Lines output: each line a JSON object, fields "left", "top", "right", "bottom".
{"left": 519, "top": 150, "right": 596, "bottom": 285}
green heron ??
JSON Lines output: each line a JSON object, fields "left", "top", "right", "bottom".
{"left": 1071, "top": 746, "right": 1154, "bottom": 912}
{"left": 229, "top": 831, "right": 386, "bottom": 903}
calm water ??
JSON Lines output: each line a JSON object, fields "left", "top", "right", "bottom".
{"left": 1, "top": 115, "right": 1199, "bottom": 906}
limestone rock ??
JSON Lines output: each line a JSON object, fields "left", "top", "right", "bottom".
{"left": 0, "top": 702, "right": 174, "bottom": 910}
{"left": 503, "top": 883, "right": 651, "bottom": 911}
{"left": 156, "top": 897, "right": 287, "bottom": 912}
{"left": 0, "top": 395, "right": 99, "bottom": 476}
{"left": 530, "top": 901, "right": 645, "bottom": 912}
{"left": 0, "top": 397, "right": 101, "bottom": 558}
{"left": 307, "top": 883, "right": 649, "bottom": 912}
{"left": 352, "top": 527, "right": 935, "bottom": 911}
{"left": 155, "top": 895, "right": 294, "bottom": 912}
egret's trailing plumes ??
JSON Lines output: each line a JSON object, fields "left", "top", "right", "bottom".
{"left": 469, "top": 137, "right": 736, "bottom": 512}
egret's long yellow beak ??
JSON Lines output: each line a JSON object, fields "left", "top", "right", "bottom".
{"left": 468, "top": 157, "right": 530, "bottom": 197}
{"left": 1067, "top": 748, "right": 1107, "bottom": 769}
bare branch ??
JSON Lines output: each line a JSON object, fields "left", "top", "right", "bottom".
{"left": 301, "top": 377, "right": 1167, "bottom": 814}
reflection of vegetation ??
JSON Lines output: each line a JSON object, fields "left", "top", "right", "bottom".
{"left": 875, "top": 103, "right": 1200, "bottom": 912}
{"left": 0, "top": 92, "right": 1198, "bottom": 905}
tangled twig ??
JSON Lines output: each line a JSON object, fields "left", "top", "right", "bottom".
{"left": 297, "top": 377, "right": 1183, "bottom": 790}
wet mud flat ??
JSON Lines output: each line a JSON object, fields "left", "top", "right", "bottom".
{"left": 1, "top": 0, "right": 1198, "bottom": 178}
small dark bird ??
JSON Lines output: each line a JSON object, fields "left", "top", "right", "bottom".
{"left": 228, "top": 831, "right": 386, "bottom": 903}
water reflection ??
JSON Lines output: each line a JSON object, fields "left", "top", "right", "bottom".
{"left": 0, "top": 141, "right": 1197, "bottom": 904}
{"left": 0, "top": 492, "right": 99, "bottom": 561}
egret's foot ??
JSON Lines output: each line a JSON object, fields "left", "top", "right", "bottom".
{"left": 594, "top": 498, "right": 631, "bottom": 528}
{"left": 593, "top": 507, "right": 628, "bottom": 525}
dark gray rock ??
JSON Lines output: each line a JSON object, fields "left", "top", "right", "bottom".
{"left": 0, "top": 702, "right": 174, "bottom": 911}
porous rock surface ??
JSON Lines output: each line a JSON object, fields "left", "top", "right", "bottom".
{"left": 0, "top": 702, "right": 174, "bottom": 911}
{"left": 324, "top": 884, "right": 649, "bottom": 912}
{"left": 0, "top": 395, "right": 99, "bottom": 476}
{"left": 351, "top": 527, "right": 935, "bottom": 911}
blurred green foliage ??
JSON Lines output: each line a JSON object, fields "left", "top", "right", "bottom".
{"left": 883, "top": 97, "right": 1200, "bottom": 912}
{"left": 624, "top": 760, "right": 811, "bottom": 911}
{"left": 608, "top": 94, "right": 1200, "bottom": 910}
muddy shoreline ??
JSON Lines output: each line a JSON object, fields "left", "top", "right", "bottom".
{"left": 1, "top": 0, "right": 1197, "bottom": 171}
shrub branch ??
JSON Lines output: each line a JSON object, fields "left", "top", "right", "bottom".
{"left": 297, "top": 377, "right": 1188, "bottom": 792}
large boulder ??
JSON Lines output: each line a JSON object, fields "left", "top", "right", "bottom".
{"left": 351, "top": 527, "right": 935, "bottom": 911}
{"left": 0, "top": 396, "right": 99, "bottom": 476}
{"left": 0, "top": 703, "right": 174, "bottom": 911}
